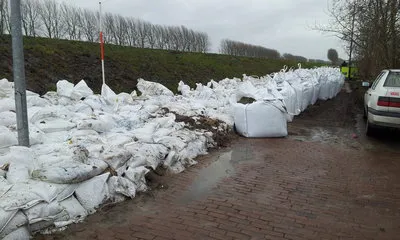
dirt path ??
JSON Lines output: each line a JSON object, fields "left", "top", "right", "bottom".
{"left": 35, "top": 83, "right": 400, "bottom": 240}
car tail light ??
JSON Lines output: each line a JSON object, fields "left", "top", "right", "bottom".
{"left": 377, "top": 97, "right": 390, "bottom": 106}
{"left": 378, "top": 96, "right": 400, "bottom": 108}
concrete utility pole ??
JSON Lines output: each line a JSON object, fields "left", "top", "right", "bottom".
{"left": 10, "top": 0, "right": 30, "bottom": 146}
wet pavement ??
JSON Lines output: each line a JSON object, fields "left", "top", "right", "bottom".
{"left": 36, "top": 85, "right": 400, "bottom": 240}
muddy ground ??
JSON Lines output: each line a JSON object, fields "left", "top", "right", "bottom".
{"left": 288, "top": 81, "right": 400, "bottom": 152}
{"left": 35, "top": 82, "right": 400, "bottom": 240}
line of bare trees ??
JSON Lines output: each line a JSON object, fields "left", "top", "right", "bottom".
{"left": 0, "top": 0, "right": 210, "bottom": 52}
{"left": 219, "top": 39, "right": 281, "bottom": 59}
{"left": 218, "top": 39, "right": 326, "bottom": 63}
{"left": 318, "top": 0, "right": 400, "bottom": 79}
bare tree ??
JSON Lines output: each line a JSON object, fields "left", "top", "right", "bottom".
{"left": 220, "top": 39, "right": 279, "bottom": 58}
{"left": 21, "top": 0, "right": 41, "bottom": 37}
{"left": 80, "top": 9, "right": 97, "bottom": 42}
{"left": 113, "top": 14, "right": 128, "bottom": 45}
{"left": 3, "top": 0, "right": 212, "bottom": 54}
{"left": 38, "top": 0, "right": 64, "bottom": 38}
{"left": 137, "top": 20, "right": 151, "bottom": 48}
{"left": 283, "top": 53, "right": 308, "bottom": 62}
{"left": 61, "top": 2, "right": 82, "bottom": 40}
{"left": 146, "top": 23, "right": 157, "bottom": 49}
{"left": 316, "top": 0, "right": 400, "bottom": 79}
{"left": 126, "top": 17, "right": 138, "bottom": 47}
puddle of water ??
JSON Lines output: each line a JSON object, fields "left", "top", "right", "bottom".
{"left": 179, "top": 151, "right": 233, "bottom": 203}
{"left": 179, "top": 143, "right": 254, "bottom": 203}
{"left": 289, "top": 127, "right": 341, "bottom": 144}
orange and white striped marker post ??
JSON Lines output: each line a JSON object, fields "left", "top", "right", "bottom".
{"left": 99, "top": 1, "right": 105, "bottom": 85}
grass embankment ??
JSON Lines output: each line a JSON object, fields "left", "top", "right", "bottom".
{"left": 0, "top": 35, "right": 325, "bottom": 95}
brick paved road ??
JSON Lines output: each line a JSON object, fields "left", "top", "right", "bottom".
{"left": 37, "top": 137, "right": 400, "bottom": 240}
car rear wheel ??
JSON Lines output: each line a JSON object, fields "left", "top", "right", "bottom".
{"left": 363, "top": 106, "right": 367, "bottom": 119}
{"left": 366, "top": 119, "right": 375, "bottom": 136}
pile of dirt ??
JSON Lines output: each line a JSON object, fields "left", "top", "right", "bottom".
{"left": 160, "top": 108, "right": 237, "bottom": 148}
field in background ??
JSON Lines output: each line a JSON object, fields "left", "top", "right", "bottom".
{"left": 0, "top": 35, "right": 325, "bottom": 95}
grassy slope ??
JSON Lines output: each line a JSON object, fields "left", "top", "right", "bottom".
{"left": 0, "top": 35, "right": 325, "bottom": 95}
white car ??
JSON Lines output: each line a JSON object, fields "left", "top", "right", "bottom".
{"left": 364, "top": 69, "right": 400, "bottom": 135}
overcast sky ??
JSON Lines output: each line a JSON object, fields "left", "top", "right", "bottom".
{"left": 63, "top": 0, "right": 347, "bottom": 61}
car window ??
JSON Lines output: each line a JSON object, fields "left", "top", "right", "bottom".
{"left": 371, "top": 72, "right": 385, "bottom": 90}
{"left": 384, "top": 72, "right": 400, "bottom": 87}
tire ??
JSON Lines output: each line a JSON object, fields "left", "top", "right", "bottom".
{"left": 363, "top": 106, "right": 367, "bottom": 119}
{"left": 366, "top": 119, "right": 375, "bottom": 137}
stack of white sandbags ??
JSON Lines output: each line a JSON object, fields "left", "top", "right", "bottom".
{"left": 0, "top": 78, "right": 218, "bottom": 239}
{"left": 0, "top": 65, "right": 344, "bottom": 237}
{"left": 174, "top": 66, "right": 344, "bottom": 138}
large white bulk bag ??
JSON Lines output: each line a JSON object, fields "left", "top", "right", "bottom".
{"left": 234, "top": 100, "right": 288, "bottom": 138}
{"left": 277, "top": 81, "right": 297, "bottom": 122}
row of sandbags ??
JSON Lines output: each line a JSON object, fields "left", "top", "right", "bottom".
{"left": 0, "top": 65, "right": 344, "bottom": 237}
{"left": 171, "top": 66, "right": 345, "bottom": 137}
{"left": 0, "top": 78, "right": 216, "bottom": 238}
{"left": 233, "top": 66, "right": 345, "bottom": 137}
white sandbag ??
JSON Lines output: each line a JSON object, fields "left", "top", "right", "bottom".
{"left": 101, "top": 148, "right": 132, "bottom": 170}
{"left": 2, "top": 226, "right": 30, "bottom": 240}
{"left": 177, "top": 134, "right": 207, "bottom": 161}
{"left": 117, "top": 166, "right": 149, "bottom": 192}
{"left": 0, "top": 111, "right": 16, "bottom": 127}
{"left": 116, "top": 92, "right": 134, "bottom": 105}
{"left": 0, "top": 98, "right": 15, "bottom": 113}
{"left": 57, "top": 195, "right": 87, "bottom": 225}
{"left": 105, "top": 134, "right": 133, "bottom": 147}
{"left": 75, "top": 173, "right": 110, "bottom": 213}
{"left": 7, "top": 163, "right": 30, "bottom": 184}
{"left": 76, "top": 118, "right": 111, "bottom": 133}
{"left": 101, "top": 84, "right": 117, "bottom": 105}
{"left": 83, "top": 95, "right": 106, "bottom": 110}
{"left": 108, "top": 176, "right": 136, "bottom": 199}
{"left": 300, "top": 83, "right": 314, "bottom": 111}
{"left": 70, "top": 80, "right": 93, "bottom": 100}
{"left": 124, "top": 143, "right": 168, "bottom": 170}
{"left": 178, "top": 81, "right": 191, "bottom": 96}
{"left": 56, "top": 80, "right": 74, "bottom": 98}
{"left": 234, "top": 101, "right": 288, "bottom": 138}
{"left": 36, "top": 119, "right": 76, "bottom": 133}
{"left": 29, "top": 125, "right": 44, "bottom": 146}
{"left": 29, "top": 210, "right": 69, "bottom": 233}
{"left": 23, "top": 200, "right": 64, "bottom": 224}
{"left": 0, "top": 210, "right": 28, "bottom": 239}
{"left": 27, "top": 96, "right": 50, "bottom": 107}
{"left": 277, "top": 81, "right": 297, "bottom": 121}
{"left": 137, "top": 78, "right": 174, "bottom": 97}
{"left": 0, "top": 79, "right": 13, "bottom": 98}
{"left": 0, "top": 126, "right": 17, "bottom": 149}
{"left": 71, "top": 102, "right": 93, "bottom": 115}
{"left": 31, "top": 161, "right": 106, "bottom": 184}
{"left": 55, "top": 184, "right": 79, "bottom": 202}
{"left": 0, "top": 182, "right": 59, "bottom": 211}
{"left": 5, "top": 146, "right": 35, "bottom": 184}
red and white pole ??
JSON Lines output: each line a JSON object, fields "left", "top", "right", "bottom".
{"left": 99, "top": 1, "right": 105, "bottom": 85}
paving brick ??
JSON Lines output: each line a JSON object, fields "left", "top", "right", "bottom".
{"left": 36, "top": 138, "right": 400, "bottom": 240}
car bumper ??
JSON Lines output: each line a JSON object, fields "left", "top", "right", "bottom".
{"left": 368, "top": 109, "right": 400, "bottom": 129}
